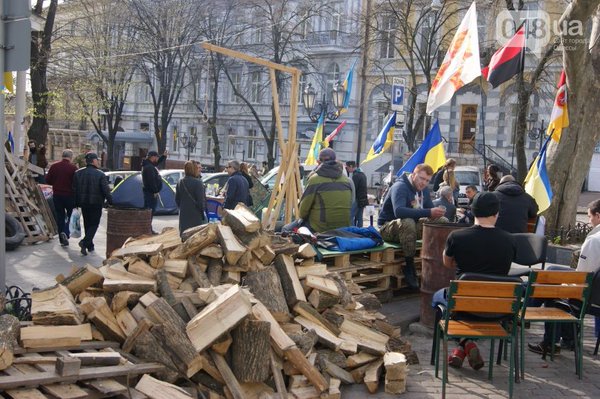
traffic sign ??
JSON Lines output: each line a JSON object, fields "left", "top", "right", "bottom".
{"left": 391, "top": 77, "right": 405, "bottom": 112}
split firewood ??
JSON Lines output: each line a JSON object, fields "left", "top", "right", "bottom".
{"left": 297, "top": 243, "right": 317, "bottom": 259}
{"left": 115, "top": 308, "right": 138, "bottom": 337}
{"left": 207, "top": 258, "right": 224, "bottom": 286}
{"left": 20, "top": 324, "right": 92, "bottom": 349}
{"left": 112, "top": 243, "right": 163, "bottom": 258}
{"left": 243, "top": 266, "right": 290, "bottom": 320}
{"left": 338, "top": 318, "right": 388, "bottom": 355}
{"left": 0, "top": 315, "right": 19, "bottom": 370}
{"left": 308, "top": 289, "right": 339, "bottom": 311}
{"left": 216, "top": 224, "right": 247, "bottom": 265}
{"left": 222, "top": 204, "right": 261, "bottom": 234}
{"left": 59, "top": 264, "right": 104, "bottom": 296}
{"left": 305, "top": 275, "right": 340, "bottom": 297}
{"left": 164, "top": 259, "right": 188, "bottom": 278}
{"left": 128, "top": 258, "right": 157, "bottom": 280}
{"left": 149, "top": 253, "right": 165, "bottom": 269}
{"left": 231, "top": 319, "right": 271, "bottom": 383}
{"left": 210, "top": 350, "right": 245, "bottom": 399}
{"left": 110, "top": 291, "right": 142, "bottom": 313}
{"left": 384, "top": 352, "right": 407, "bottom": 394}
{"left": 156, "top": 269, "right": 188, "bottom": 321}
{"left": 169, "top": 224, "right": 217, "bottom": 259}
{"left": 199, "top": 244, "right": 224, "bottom": 259}
{"left": 293, "top": 301, "right": 340, "bottom": 336}
{"left": 31, "top": 285, "right": 83, "bottom": 325}
{"left": 274, "top": 255, "right": 306, "bottom": 307}
{"left": 210, "top": 332, "right": 233, "bottom": 356}
{"left": 295, "top": 263, "right": 328, "bottom": 279}
{"left": 363, "top": 359, "right": 383, "bottom": 393}
{"left": 135, "top": 374, "right": 193, "bottom": 398}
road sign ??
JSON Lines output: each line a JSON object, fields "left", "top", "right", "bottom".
{"left": 391, "top": 77, "right": 405, "bottom": 112}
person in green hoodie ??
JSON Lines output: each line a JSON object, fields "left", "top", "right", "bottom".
{"left": 282, "top": 148, "right": 352, "bottom": 233}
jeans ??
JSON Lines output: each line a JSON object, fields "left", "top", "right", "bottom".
{"left": 80, "top": 205, "right": 102, "bottom": 249}
{"left": 53, "top": 194, "right": 75, "bottom": 237}
{"left": 352, "top": 205, "right": 365, "bottom": 227}
{"left": 143, "top": 190, "right": 158, "bottom": 213}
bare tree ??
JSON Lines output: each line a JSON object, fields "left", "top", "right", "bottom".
{"left": 129, "top": 0, "right": 203, "bottom": 154}
{"left": 28, "top": 0, "right": 59, "bottom": 146}
{"left": 52, "top": 0, "right": 137, "bottom": 169}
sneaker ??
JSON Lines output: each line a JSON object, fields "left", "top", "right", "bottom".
{"left": 528, "top": 342, "right": 561, "bottom": 355}
{"left": 59, "top": 232, "right": 69, "bottom": 246}
{"left": 87, "top": 245, "right": 95, "bottom": 252}
{"left": 78, "top": 241, "right": 87, "bottom": 256}
{"left": 448, "top": 347, "right": 466, "bottom": 369}
{"left": 464, "top": 340, "right": 484, "bottom": 370}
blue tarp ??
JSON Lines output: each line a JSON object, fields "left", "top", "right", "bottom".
{"left": 111, "top": 173, "right": 178, "bottom": 215}
{"left": 316, "top": 226, "right": 383, "bottom": 252}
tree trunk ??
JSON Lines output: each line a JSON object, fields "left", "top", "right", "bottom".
{"left": 231, "top": 319, "right": 271, "bottom": 383}
{"left": 515, "top": 73, "right": 529, "bottom": 182}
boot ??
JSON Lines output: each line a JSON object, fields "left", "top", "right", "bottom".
{"left": 403, "top": 257, "right": 419, "bottom": 290}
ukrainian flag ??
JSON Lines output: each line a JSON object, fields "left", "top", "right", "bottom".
{"left": 304, "top": 111, "right": 325, "bottom": 166}
{"left": 396, "top": 120, "right": 446, "bottom": 175}
{"left": 338, "top": 59, "right": 357, "bottom": 116}
{"left": 524, "top": 134, "right": 553, "bottom": 213}
{"left": 362, "top": 112, "right": 396, "bottom": 164}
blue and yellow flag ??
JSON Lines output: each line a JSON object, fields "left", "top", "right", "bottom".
{"left": 362, "top": 112, "right": 396, "bottom": 164}
{"left": 3, "top": 72, "right": 13, "bottom": 93}
{"left": 524, "top": 134, "right": 553, "bottom": 213}
{"left": 396, "top": 120, "right": 446, "bottom": 175}
{"left": 305, "top": 111, "right": 325, "bottom": 166}
{"left": 338, "top": 59, "right": 357, "bottom": 116}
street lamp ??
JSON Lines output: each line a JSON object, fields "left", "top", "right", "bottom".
{"left": 179, "top": 127, "right": 198, "bottom": 161}
{"left": 302, "top": 81, "right": 346, "bottom": 122}
{"left": 527, "top": 113, "right": 545, "bottom": 152}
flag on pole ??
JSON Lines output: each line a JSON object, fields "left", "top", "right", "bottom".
{"left": 426, "top": 2, "right": 481, "bottom": 114}
{"left": 546, "top": 70, "right": 569, "bottom": 142}
{"left": 3, "top": 72, "right": 13, "bottom": 93}
{"left": 323, "top": 120, "right": 347, "bottom": 147}
{"left": 7, "top": 131, "right": 14, "bottom": 153}
{"left": 337, "top": 59, "right": 358, "bottom": 116}
{"left": 361, "top": 112, "right": 396, "bottom": 164}
{"left": 524, "top": 133, "right": 553, "bottom": 214}
{"left": 396, "top": 120, "right": 446, "bottom": 175}
{"left": 305, "top": 111, "right": 325, "bottom": 166}
{"left": 482, "top": 24, "right": 525, "bottom": 88}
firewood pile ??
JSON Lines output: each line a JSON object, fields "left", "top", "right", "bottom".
{"left": 0, "top": 204, "right": 417, "bottom": 398}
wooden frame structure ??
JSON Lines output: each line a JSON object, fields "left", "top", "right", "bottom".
{"left": 201, "top": 43, "right": 302, "bottom": 230}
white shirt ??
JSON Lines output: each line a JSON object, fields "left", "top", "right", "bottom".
{"left": 576, "top": 224, "right": 600, "bottom": 272}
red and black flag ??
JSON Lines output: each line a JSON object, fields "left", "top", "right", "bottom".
{"left": 482, "top": 24, "right": 526, "bottom": 88}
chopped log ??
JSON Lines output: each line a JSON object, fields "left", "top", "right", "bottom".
{"left": 223, "top": 204, "right": 261, "bottom": 233}
{"left": 297, "top": 244, "right": 317, "bottom": 259}
{"left": 112, "top": 243, "right": 163, "bottom": 258}
{"left": 122, "top": 318, "right": 154, "bottom": 353}
{"left": 59, "top": 265, "right": 104, "bottom": 295}
{"left": 270, "top": 352, "right": 288, "bottom": 399}
{"left": 111, "top": 291, "right": 142, "bottom": 313}
{"left": 243, "top": 266, "right": 289, "bottom": 318}
{"left": 320, "top": 359, "right": 354, "bottom": 385}
{"left": 128, "top": 258, "right": 157, "bottom": 279}
{"left": 293, "top": 301, "right": 340, "bottom": 336}
{"left": 346, "top": 352, "right": 378, "bottom": 368}
{"left": 274, "top": 255, "right": 306, "bottom": 307}
{"left": 210, "top": 350, "right": 245, "bottom": 399}
{"left": 69, "top": 352, "right": 122, "bottom": 366}
{"left": 231, "top": 320, "right": 271, "bottom": 383}
{"left": 221, "top": 271, "right": 241, "bottom": 284}
{"left": 87, "top": 310, "right": 127, "bottom": 343}
{"left": 164, "top": 259, "right": 188, "bottom": 278}
{"left": 253, "top": 245, "right": 276, "bottom": 265}
{"left": 179, "top": 277, "right": 198, "bottom": 293}
{"left": 166, "top": 273, "right": 183, "bottom": 290}
{"left": 156, "top": 269, "right": 188, "bottom": 322}
{"left": 55, "top": 357, "right": 80, "bottom": 377}
{"left": 307, "top": 290, "right": 339, "bottom": 311}
{"left": 199, "top": 244, "right": 224, "bottom": 259}
{"left": 216, "top": 224, "right": 247, "bottom": 265}
{"left": 329, "top": 275, "right": 354, "bottom": 308}
{"left": 305, "top": 276, "right": 340, "bottom": 297}
{"left": 339, "top": 319, "right": 388, "bottom": 355}
{"left": 363, "top": 359, "right": 383, "bottom": 393}
{"left": 131, "top": 303, "right": 152, "bottom": 323}
{"left": 207, "top": 259, "right": 223, "bottom": 286}
{"left": 293, "top": 316, "right": 356, "bottom": 354}
{"left": 181, "top": 224, "right": 209, "bottom": 242}
{"left": 354, "top": 293, "right": 382, "bottom": 312}
{"left": 238, "top": 382, "right": 275, "bottom": 399}
{"left": 149, "top": 253, "right": 165, "bottom": 269}
{"left": 145, "top": 297, "right": 204, "bottom": 377}
{"left": 0, "top": 315, "right": 19, "bottom": 370}
{"left": 20, "top": 324, "right": 92, "bottom": 348}
{"left": 31, "top": 285, "right": 83, "bottom": 325}
{"left": 295, "top": 264, "right": 328, "bottom": 279}
{"left": 115, "top": 308, "right": 138, "bottom": 337}
{"left": 384, "top": 352, "right": 407, "bottom": 394}
{"left": 235, "top": 230, "right": 269, "bottom": 251}
{"left": 189, "top": 261, "right": 213, "bottom": 289}
{"left": 186, "top": 285, "right": 252, "bottom": 353}
{"left": 135, "top": 374, "right": 193, "bottom": 399}
{"left": 250, "top": 302, "right": 295, "bottom": 354}
{"left": 373, "top": 319, "right": 401, "bottom": 339}
{"left": 210, "top": 332, "right": 232, "bottom": 356}
{"left": 197, "top": 285, "right": 233, "bottom": 304}
{"left": 288, "top": 330, "right": 318, "bottom": 355}
{"left": 131, "top": 329, "right": 179, "bottom": 383}
{"left": 180, "top": 296, "right": 198, "bottom": 320}
{"left": 283, "top": 347, "right": 328, "bottom": 393}
{"left": 102, "top": 279, "right": 157, "bottom": 293}
{"left": 169, "top": 224, "right": 218, "bottom": 259}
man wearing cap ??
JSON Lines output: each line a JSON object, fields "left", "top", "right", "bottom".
{"left": 434, "top": 192, "right": 517, "bottom": 371}
{"left": 142, "top": 150, "right": 167, "bottom": 231}
{"left": 283, "top": 148, "right": 352, "bottom": 233}
{"left": 493, "top": 174, "right": 538, "bottom": 233}
{"left": 72, "top": 152, "right": 112, "bottom": 255}
{"left": 378, "top": 163, "right": 447, "bottom": 289}
{"left": 46, "top": 149, "right": 78, "bottom": 246}
{"left": 223, "top": 160, "right": 250, "bottom": 210}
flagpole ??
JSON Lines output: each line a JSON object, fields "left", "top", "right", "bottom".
{"left": 479, "top": 76, "right": 487, "bottom": 171}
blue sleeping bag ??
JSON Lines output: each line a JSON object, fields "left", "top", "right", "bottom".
{"left": 316, "top": 226, "right": 383, "bottom": 252}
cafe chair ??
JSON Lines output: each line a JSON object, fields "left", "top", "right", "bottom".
{"left": 520, "top": 270, "right": 593, "bottom": 380}
{"left": 434, "top": 280, "right": 523, "bottom": 399}
{"left": 206, "top": 199, "right": 224, "bottom": 222}
{"left": 508, "top": 233, "right": 548, "bottom": 277}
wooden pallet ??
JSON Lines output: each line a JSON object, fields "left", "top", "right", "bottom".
{"left": 0, "top": 341, "right": 163, "bottom": 397}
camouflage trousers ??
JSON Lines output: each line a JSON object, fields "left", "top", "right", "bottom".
{"left": 379, "top": 217, "right": 448, "bottom": 257}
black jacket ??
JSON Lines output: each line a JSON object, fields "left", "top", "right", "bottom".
{"left": 352, "top": 169, "right": 369, "bottom": 207}
{"left": 493, "top": 181, "right": 538, "bottom": 233}
{"left": 224, "top": 171, "right": 250, "bottom": 210}
{"left": 73, "top": 165, "right": 112, "bottom": 207}
{"left": 141, "top": 159, "right": 162, "bottom": 194}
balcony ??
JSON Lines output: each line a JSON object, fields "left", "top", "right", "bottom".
{"left": 304, "top": 31, "right": 356, "bottom": 52}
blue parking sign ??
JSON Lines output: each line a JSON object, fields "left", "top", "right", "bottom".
{"left": 391, "top": 77, "right": 405, "bottom": 111}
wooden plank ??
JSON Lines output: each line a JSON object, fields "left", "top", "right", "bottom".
{"left": 202, "top": 42, "right": 299, "bottom": 74}
{"left": 69, "top": 352, "right": 122, "bottom": 366}
{"left": 20, "top": 324, "right": 93, "bottom": 342}
{"left": 305, "top": 275, "right": 340, "bottom": 296}
{"left": 5, "top": 388, "right": 49, "bottom": 399}
{"left": 210, "top": 351, "right": 245, "bottom": 399}
{"left": 13, "top": 341, "right": 120, "bottom": 355}
{"left": 135, "top": 374, "right": 192, "bottom": 399}
{"left": 83, "top": 378, "right": 127, "bottom": 395}
{"left": 250, "top": 302, "right": 295, "bottom": 353}
{"left": 55, "top": 357, "right": 81, "bottom": 376}
{"left": 40, "top": 383, "right": 88, "bottom": 399}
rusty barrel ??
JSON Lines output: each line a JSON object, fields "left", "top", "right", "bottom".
{"left": 106, "top": 208, "right": 153, "bottom": 258}
{"left": 420, "top": 222, "right": 468, "bottom": 327}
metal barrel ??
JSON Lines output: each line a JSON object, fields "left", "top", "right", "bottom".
{"left": 106, "top": 208, "right": 153, "bottom": 258}
{"left": 420, "top": 222, "right": 467, "bottom": 327}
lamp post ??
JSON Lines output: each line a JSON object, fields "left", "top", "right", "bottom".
{"left": 179, "top": 127, "right": 198, "bottom": 161}
{"left": 302, "top": 81, "right": 346, "bottom": 122}
{"left": 527, "top": 114, "right": 545, "bottom": 152}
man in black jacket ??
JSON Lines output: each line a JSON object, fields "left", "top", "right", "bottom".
{"left": 493, "top": 175, "right": 538, "bottom": 233}
{"left": 73, "top": 153, "right": 112, "bottom": 255}
{"left": 223, "top": 160, "right": 250, "bottom": 210}
{"left": 142, "top": 150, "right": 167, "bottom": 232}
{"left": 345, "top": 161, "right": 369, "bottom": 227}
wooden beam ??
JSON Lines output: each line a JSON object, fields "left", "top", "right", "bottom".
{"left": 202, "top": 43, "right": 300, "bottom": 74}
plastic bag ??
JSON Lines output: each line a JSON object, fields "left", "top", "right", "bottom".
{"left": 70, "top": 208, "right": 82, "bottom": 238}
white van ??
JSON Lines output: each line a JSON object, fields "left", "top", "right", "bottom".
{"left": 454, "top": 166, "right": 483, "bottom": 206}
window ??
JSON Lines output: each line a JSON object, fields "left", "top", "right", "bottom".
{"left": 140, "top": 122, "right": 150, "bottom": 131}
{"left": 230, "top": 72, "right": 241, "bottom": 103}
{"left": 299, "top": 73, "right": 307, "bottom": 103}
{"left": 205, "top": 136, "right": 212, "bottom": 155}
{"left": 247, "top": 129, "right": 257, "bottom": 160}
{"left": 252, "top": 27, "right": 263, "bottom": 44}
{"left": 299, "top": 13, "right": 313, "bottom": 39}
{"left": 326, "top": 63, "right": 340, "bottom": 96}
{"left": 459, "top": 104, "right": 478, "bottom": 154}
{"left": 227, "top": 137, "right": 236, "bottom": 157}
{"left": 380, "top": 16, "right": 396, "bottom": 59}
{"left": 250, "top": 71, "right": 262, "bottom": 103}
{"left": 190, "top": 126, "right": 197, "bottom": 153}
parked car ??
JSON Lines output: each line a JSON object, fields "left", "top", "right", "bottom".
{"left": 260, "top": 164, "right": 316, "bottom": 191}
{"left": 455, "top": 166, "right": 483, "bottom": 206}
{"left": 202, "top": 172, "right": 229, "bottom": 194}
{"left": 159, "top": 169, "right": 185, "bottom": 188}
{"left": 105, "top": 171, "right": 139, "bottom": 190}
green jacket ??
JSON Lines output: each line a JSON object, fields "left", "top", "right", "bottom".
{"left": 299, "top": 161, "right": 352, "bottom": 232}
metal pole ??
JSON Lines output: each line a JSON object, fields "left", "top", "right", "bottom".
{"left": 356, "top": 0, "right": 372, "bottom": 165}
{"left": 539, "top": 120, "right": 544, "bottom": 152}
{"left": 0, "top": 0, "right": 6, "bottom": 291}
{"left": 479, "top": 76, "right": 487, "bottom": 172}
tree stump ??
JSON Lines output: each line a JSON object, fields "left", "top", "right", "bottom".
{"left": 0, "top": 315, "right": 19, "bottom": 370}
{"left": 231, "top": 320, "right": 271, "bottom": 382}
